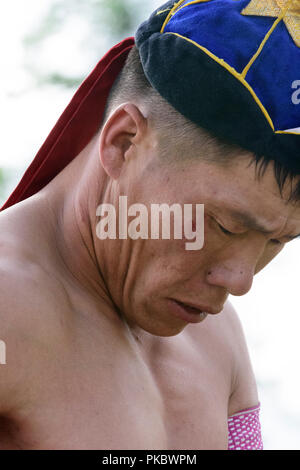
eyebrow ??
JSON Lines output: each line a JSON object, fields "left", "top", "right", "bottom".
{"left": 227, "top": 209, "right": 300, "bottom": 241}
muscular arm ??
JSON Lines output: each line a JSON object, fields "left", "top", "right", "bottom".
{"left": 0, "top": 261, "right": 32, "bottom": 416}
{"left": 224, "top": 302, "right": 259, "bottom": 416}
{"left": 0, "top": 252, "right": 60, "bottom": 417}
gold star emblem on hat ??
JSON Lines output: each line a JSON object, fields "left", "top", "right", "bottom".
{"left": 241, "top": 0, "right": 300, "bottom": 47}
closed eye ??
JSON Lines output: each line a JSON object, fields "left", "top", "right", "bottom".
{"left": 216, "top": 221, "right": 234, "bottom": 236}
{"left": 217, "top": 220, "right": 283, "bottom": 246}
{"left": 270, "top": 239, "right": 283, "bottom": 246}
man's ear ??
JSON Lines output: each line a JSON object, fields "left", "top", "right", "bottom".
{"left": 99, "top": 103, "right": 147, "bottom": 180}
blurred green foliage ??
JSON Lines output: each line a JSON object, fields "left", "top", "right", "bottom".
{"left": 24, "top": 0, "right": 137, "bottom": 45}
{"left": 0, "top": 0, "right": 161, "bottom": 201}
{"left": 23, "top": 0, "right": 152, "bottom": 88}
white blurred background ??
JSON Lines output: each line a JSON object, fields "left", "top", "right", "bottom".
{"left": 1, "top": 0, "right": 299, "bottom": 450}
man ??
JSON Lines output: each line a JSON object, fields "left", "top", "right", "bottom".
{"left": 0, "top": 0, "right": 299, "bottom": 450}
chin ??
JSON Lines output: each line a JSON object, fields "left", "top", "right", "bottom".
{"left": 127, "top": 301, "right": 187, "bottom": 338}
{"left": 144, "top": 323, "right": 186, "bottom": 338}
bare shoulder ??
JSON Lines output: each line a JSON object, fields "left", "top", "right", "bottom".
{"left": 0, "top": 242, "right": 71, "bottom": 415}
{"left": 218, "top": 301, "right": 259, "bottom": 415}
{"left": 186, "top": 301, "right": 259, "bottom": 415}
{"left": 0, "top": 241, "right": 70, "bottom": 333}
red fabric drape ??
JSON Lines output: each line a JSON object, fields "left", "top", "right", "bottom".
{"left": 1, "top": 37, "right": 135, "bottom": 211}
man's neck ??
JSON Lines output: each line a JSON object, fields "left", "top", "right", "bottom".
{"left": 33, "top": 135, "right": 156, "bottom": 346}
{"left": 41, "top": 135, "right": 121, "bottom": 320}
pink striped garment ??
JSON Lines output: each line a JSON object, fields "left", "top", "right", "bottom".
{"left": 228, "top": 403, "right": 263, "bottom": 450}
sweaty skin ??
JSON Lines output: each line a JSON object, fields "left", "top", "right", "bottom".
{"left": 0, "top": 104, "right": 299, "bottom": 450}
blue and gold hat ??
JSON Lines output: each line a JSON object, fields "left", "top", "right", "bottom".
{"left": 136, "top": 0, "right": 300, "bottom": 172}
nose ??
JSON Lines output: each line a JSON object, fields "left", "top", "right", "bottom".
{"left": 204, "top": 233, "right": 268, "bottom": 296}
{"left": 206, "top": 262, "right": 254, "bottom": 296}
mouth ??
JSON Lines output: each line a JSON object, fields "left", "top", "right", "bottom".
{"left": 167, "top": 299, "right": 209, "bottom": 324}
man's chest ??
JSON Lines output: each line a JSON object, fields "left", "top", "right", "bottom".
{"left": 4, "top": 330, "right": 231, "bottom": 450}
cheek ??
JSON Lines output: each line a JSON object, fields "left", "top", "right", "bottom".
{"left": 178, "top": 213, "right": 221, "bottom": 257}
{"left": 202, "top": 213, "right": 223, "bottom": 249}
{"left": 135, "top": 213, "right": 216, "bottom": 282}
{"left": 145, "top": 239, "right": 204, "bottom": 284}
